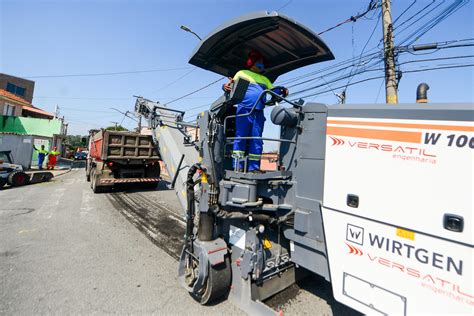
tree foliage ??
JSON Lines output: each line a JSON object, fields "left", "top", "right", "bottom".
{"left": 105, "top": 125, "right": 128, "bottom": 131}
{"left": 65, "top": 135, "right": 86, "bottom": 147}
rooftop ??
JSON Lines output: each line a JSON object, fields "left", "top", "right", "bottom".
{"left": 0, "top": 89, "right": 54, "bottom": 119}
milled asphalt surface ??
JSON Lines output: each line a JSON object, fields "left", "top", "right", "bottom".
{"left": 0, "top": 167, "right": 359, "bottom": 315}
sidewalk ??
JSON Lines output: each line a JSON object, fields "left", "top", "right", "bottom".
{"left": 28, "top": 158, "right": 79, "bottom": 177}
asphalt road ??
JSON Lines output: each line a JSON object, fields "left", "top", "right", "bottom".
{"left": 0, "top": 168, "right": 359, "bottom": 315}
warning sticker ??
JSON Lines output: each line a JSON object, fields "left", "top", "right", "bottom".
{"left": 229, "top": 225, "right": 245, "bottom": 250}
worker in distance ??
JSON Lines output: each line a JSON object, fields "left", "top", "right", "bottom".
{"left": 33, "top": 144, "right": 49, "bottom": 170}
{"left": 223, "top": 50, "right": 288, "bottom": 173}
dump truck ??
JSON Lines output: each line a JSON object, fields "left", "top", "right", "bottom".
{"left": 133, "top": 11, "right": 473, "bottom": 316}
{"left": 86, "top": 129, "right": 161, "bottom": 193}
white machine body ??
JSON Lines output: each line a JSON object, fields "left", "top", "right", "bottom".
{"left": 322, "top": 116, "right": 473, "bottom": 315}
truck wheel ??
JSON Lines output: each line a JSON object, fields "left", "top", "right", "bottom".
{"left": 91, "top": 169, "right": 103, "bottom": 193}
{"left": 8, "top": 171, "right": 30, "bottom": 187}
{"left": 91, "top": 169, "right": 99, "bottom": 193}
{"left": 86, "top": 160, "right": 91, "bottom": 182}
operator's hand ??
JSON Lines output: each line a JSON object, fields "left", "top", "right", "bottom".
{"left": 273, "top": 86, "right": 289, "bottom": 97}
{"left": 222, "top": 77, "right": 234, "bottom": 92}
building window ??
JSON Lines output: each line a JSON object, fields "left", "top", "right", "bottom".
{"left": 6, "top": 82, "right": 26, "bottom": 97}
{"left": 3, "top": 103, "right": 16, "bottom": 116}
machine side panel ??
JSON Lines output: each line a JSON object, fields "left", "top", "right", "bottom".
{"left": 286, "top": 105, "right": 331, "bottom": 280}
{"left": 322, "top": 208, "right": 473, "bottom": 315}
{"left": 322, "top": 105, "right": 473, "bottom": 314}
{"left": 152, "top": 114, "right": 199, "bottom": 211}
{"left": 324, "top": 106, "right": 473, "bottom": 245}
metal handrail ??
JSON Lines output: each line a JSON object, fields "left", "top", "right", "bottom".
{"left": 222, "top": 89, "right": 299, "bottom": 133}
{"left": 225, "top": 137, "right": 295, "bottom": 144}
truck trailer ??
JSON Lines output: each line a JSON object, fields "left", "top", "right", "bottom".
{"left": 134, "top": 11, "right": 473, "bottom": 316}
{"left": 86, "top": 129, "right": 161, "bottom": 193}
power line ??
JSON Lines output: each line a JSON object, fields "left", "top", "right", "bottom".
{"left": 374, "top": 79, "right": 385, "bottom": 102}
{"left": 282, "top": 51, "right": 383, "bottom": 88}
{"left": 23, "top": 66, "right": 193, "bottom": 79}
{"left": 139, "top": 54, "right": 471, "bottom": 119}
{"left": 393, "top": 0, "right": 435, "bottom": 30}
{"left": 397, "top": 0, "right": 469, "bottom": 45}
{"left": 290, "top": 66, "right": 385, "bottom": 97}
{"left": 317, "top": 0, "right": 380, "bottom": 36}
{"left": 403, "top": 63, "right": 474, "bottom": 73}
{"left": 344, "top": 10, "right": 382, "bottom": 92}
{"left": 286, "top": 53, "right": 384, "bottom": 91}
{"left": 280, "top": 38, "right": 472, "bottom": 91}
{"left": 293, "top": 63, "right": 474, "bottom": 100}
{"left": 33, "top": 95, "right": 217, "bottom": 101}
{"left": 398, "top": 54, "right": 474, "bottom": 66}
{"left": 60, "top": 108, "right": 114, "bottom": 113}
{"left": 392, "top": 0, "right": 417, "bottom": 25}
{"left": 290, "top": 56, "right": 470, "bottom": 99}
{"left": 155, "top": 68, "right": 197, "bottom": 94}
{"left": 277, "top": 0, "right": 293, "bottom": 11}
{"left": 164, "top": 76, "right": 225, "bottom": 105}
{"left": 35, "top": 96, "right": 130, "bottom": 100}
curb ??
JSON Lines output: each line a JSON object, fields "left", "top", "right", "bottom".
{"left": 53, "top": 168, "right": 73, "bottom": 178}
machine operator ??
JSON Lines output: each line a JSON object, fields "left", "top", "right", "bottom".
{"left": 223, "top": 50, "right": 288, "bottom": 172}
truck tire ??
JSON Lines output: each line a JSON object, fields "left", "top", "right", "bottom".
{"left": 91, "top": 168, "right": 101, "bottom": 193}
{"left": 7, "top": 171, "right": 30, "bottom": 187}
{"left": 85, "top": 160, "right": 91, "bottom": 182}
{"left": 91, "top": 168, "right": 109, "bottom": 193}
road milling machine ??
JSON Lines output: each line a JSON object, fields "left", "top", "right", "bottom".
{"left": 135, "top": 12, "right": 473, "bottom": 316}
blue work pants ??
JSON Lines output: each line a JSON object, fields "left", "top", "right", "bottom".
{"left": 232, "top": 106, "right": 265, "bottom": 171}
{"left": 38, "top": 155, "right": 45, "bottom": 170}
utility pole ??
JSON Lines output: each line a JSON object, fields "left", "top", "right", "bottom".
{"left": 137, "top": 115, "right": 142, "bottom": 133}
{"left": 110, "top": 121, "right": 118, "bottom": 131}
{"left": 382, "top": 0, "right": 398, "bottom": 104}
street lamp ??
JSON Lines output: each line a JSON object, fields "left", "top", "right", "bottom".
{"left": 180, "top": 25, "right": 202, "bottom": 41}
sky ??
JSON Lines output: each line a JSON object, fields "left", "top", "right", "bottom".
{"left": 1, "top": 0, "right": 473, "bottom": 146}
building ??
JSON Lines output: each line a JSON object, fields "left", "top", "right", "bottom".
{"left": 0, "top": 74, "right": 67, "bottom": 168}
{"left": 0, "top": 89, "right": 53, "bottom": 119}
{"left": 0, "top": 73, "right": 35, "bottom": 104}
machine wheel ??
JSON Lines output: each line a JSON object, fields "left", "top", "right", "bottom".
{"left": 179, "top": 244, "right": 232, "bottom": 305}
{"left": 7, "top": 171, "right": 30, "bottom": 187}
{"left": 194, "top": 256, "right": 231, "bottom": 304}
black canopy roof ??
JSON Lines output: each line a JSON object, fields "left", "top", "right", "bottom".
{"left": 188, "top": 11, "right": 335, "bottom": 82}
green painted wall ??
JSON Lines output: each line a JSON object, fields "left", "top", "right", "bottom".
{"left": 0, "top": 116, "right": 62, "bottom": 137}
